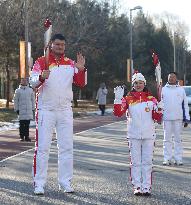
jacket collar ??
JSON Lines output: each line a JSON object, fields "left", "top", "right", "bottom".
{"left": 165, "top": 82, "right": 180, "bottom": 88}
{"left": 130, "top": 91, "right": 149, "bottom": 99}
{"left": 49, "top": 52, "right": 65, "bottom": 62}
{"left": 19, "top": 85, "right": 28, "bottom": 89}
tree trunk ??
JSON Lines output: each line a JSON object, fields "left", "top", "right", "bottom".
{"left": 73, "top": 99, "right": 78, "bottom": 107}
{"left": 6, "top": 52, "right": 10, "bottom": 108}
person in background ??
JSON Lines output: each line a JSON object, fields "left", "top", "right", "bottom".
{"left": 13, "top": 78, "right": 35, "bottom": 142}
{"left": 161, "top": 72, "right": 190, "bottom": 166}
{"left": 113, "top": 72, "right": 162, "bottom": 196}
{"left": 96, "top": 82, "right": 108, "bottom": 116}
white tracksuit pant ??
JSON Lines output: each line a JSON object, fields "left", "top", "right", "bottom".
{"left": 129, "top": 139, "right": 154, "bottom": 189}
{"left": 33, "top": 108, "right": 73, "bottom": 187}
{"left": 163, "top": 120, "right": 183, "bottom": 161}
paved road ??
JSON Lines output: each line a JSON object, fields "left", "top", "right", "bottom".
{"left": 0, "top": 118, "right": 191, "bottom": 205}
{"left": 0, "top": 114, "right": 124, "bottom": 161}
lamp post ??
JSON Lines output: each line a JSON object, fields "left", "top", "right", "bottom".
{"left": 24, "top": 0, "right": 29, "bottom": 78}
{"left": 130, "top": 6, "right": 142, "bottom": 79}
{"left": 173, "top": 31, "right": 176, "bottom": 72}
{"left": 173, "top": 31, "right": 187, "bottom": 84}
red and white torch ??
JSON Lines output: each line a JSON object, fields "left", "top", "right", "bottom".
{"left": 152, "top": 50, "right": 162, "bottom": 101}
{"left": 44, "top": 18, "right": 52, "bottom": 70}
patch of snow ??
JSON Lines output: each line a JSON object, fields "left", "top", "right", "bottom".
{"left": 0, "top": 120, "right": 36, "bottom": 132}
{"left": 0, "top": 108, "right": 113, "bottom": 132}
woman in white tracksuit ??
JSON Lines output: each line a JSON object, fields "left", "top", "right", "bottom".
{"left": 113, "top": 73, "right": 162, "bottom": 196}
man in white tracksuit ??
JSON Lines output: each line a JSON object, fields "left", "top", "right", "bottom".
{"left": 161, "top": 72, "right": 190, "bottom": 166}
{"left": 113, "top": 73, "right": 162, "bottom": 196}
{"left": 30, "top": 34, "right": 87, "bottom": 195}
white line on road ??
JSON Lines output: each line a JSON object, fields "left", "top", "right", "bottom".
{"left": 0, "top": 121, "right": 125, "bottom": 163}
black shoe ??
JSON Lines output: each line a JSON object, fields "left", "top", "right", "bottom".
{"left": 25, "top": 137, "right": 31, "bottom": 142}
{"left": 142, "top": 188, "right": 151, "bottom": 196}
{"left": 20, "top": 138, "right": 24, "bottom": 142}
{"left": 142, "top": 192, "right": 151, "bottom": 196}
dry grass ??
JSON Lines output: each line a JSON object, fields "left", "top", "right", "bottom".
{"left": 0, "top": 100, "right": 14, "bottom": 108}
{"left": 0, "top": 100, "right": 16, "bottom": 122}
{"left": 0, "top": 108, "right": 17, "bottom": 122}
{"left": 73, "top": 100, "right": 113, "bottom": 117}
{"left": 0, "top": 99, "right": 113, "bottom": 122}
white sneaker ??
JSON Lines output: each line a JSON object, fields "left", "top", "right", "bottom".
{"left": 34, "top": 186, "right": 44, "bottom": 195}
{"left": 163, "top": 160, "right": 171, "bottom": 166}
{"left": 133, "top": 187, "right": 142, "bottom": 196}
{"left": 174, "top": 160, "right": 183, "bottom": 165}
{"left": 59, "top": 183, "right": 74, "bottom": 193}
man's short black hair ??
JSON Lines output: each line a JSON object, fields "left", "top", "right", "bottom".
{"left": 51, "top": 34, "right": 66, "bottom": 41}
{"left": 168, "top": 71, "right": 178, "bottom": 76}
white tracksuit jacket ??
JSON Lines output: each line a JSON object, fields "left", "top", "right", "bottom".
{"left": 161, "top": 83, "right": 190, "bottom": 161}
{"left": 113, "top": 91, "right": 162, "bottom": 190}
{"left": 30, "top": 52, "right": 87, "bottom": 187}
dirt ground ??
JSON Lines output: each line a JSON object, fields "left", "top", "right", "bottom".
{"left": 72, "top": 100, "right": 112, "bottom": 112}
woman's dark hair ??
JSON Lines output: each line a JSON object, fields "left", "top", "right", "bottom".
{"left": 51, "top": 34, "right": 66, "bottom": 41}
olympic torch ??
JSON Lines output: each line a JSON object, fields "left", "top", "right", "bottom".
{"left": 44, "top": 18, "right": 52, "bottom": 70}
{"left": 152, "top": 50, "right": 162, "bottom": 101}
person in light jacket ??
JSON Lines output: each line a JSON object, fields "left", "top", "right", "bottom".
{"left": 113, "top": 72, "right": 162, "bottom": 196}
{"left": 96, "top": 82, "right": 108, "bottom": 116}
{"left": 13, "top": 78, "right": 35, "bottom": 142}
{"left": 161, "top": 72, "right": 190, "bottom": 166}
